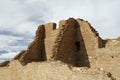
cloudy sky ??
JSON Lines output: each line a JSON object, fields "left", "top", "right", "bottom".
{"left": 0, "top": 0, "right": 120, "bottom": 62}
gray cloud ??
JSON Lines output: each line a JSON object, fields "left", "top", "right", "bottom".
{"left": 0, "top": 30, "right": 33, "bottom": 38}
{"left": 0, "top": 50, "right": 8, "bottom": 54}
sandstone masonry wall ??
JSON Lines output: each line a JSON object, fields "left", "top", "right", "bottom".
{"left": 52, "top": 18, "right": 78, "bottom": 66}
{"left": 76, "top": 19, "right": 103, "bottom": 67}
{"left": 44, "top": 23, "right": 58, "bottom": 60}
{"left": 0, "top": 18, "right": 104, "bottom": 67}
{"left": 13, "top": 25, "right": 46, "bottom": 64}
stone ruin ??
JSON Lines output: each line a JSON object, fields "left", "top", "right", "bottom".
{"left": 0, "top": 18, "right": 105, "bottom": 67}
{"left": 1, "top": 18, "right": 120, "bottom": 80}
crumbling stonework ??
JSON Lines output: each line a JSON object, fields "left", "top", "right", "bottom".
{"left": 13, "top": 25, "right": 46, "bottom": 64}
{"left": 0, "top": 18, "right": 115, "bottom": 67}
{"left": 0, "top": 61, "right": 9, "bottom": 67}
{"left": 11, "top": 18, "right": 103, "bottom": 67}
{"left": 52, "top": 19, "right": 79, "bottom": 66}
{"left": 0, "top": 18, "right": 120, "bottom": 80}
{"left": 0, "top": 60, "right": 115, "bottom": 80}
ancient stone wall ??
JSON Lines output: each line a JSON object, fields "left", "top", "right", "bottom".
{"left": 44, "top": 23, "right": 59, "bottom": 60}
{"left": 76, "top": 19, "right": 103, "bottom": 67}
{"left": 52, "top": 18, "right": 78, "bottom": 66}
{"left": 77, "top": 19, "right": 99, "bottom": 55}
{"left": 51, "top": 18, "right": 92, "bottom": 67}
{"left": 75, "top": 22, "right": 90, "bottom": 67}
{"left": 13, "top": 25, "right": 46, "bottom": 64}
{"left": 1, "top": 18, "right": 105, "bottom": 67}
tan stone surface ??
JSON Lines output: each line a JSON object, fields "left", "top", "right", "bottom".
{"left": 0, "top": 60, "right": 113, "bottom": 80}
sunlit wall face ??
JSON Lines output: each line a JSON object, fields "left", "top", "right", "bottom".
{"left": 0, "top": 0, "right": 120, "bottom": 62}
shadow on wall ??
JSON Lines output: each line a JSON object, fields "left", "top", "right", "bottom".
{"left": 40, "top": 42, "right": 47, "bottom": 61}
{"left": 75, "top": 23, "right": 90, "bottom": 67}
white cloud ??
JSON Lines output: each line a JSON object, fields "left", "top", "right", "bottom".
{"left": 44, "top": 0, "right": 120, "bottom": 39}
{"left": 0, "top": 34, "right": 30, "bottom": 60}
{"left": 0, "top": 34, "right": 22, "bottom": 47}
{"left": 0, "top": 51, "right": 18, "bottom": 59}
{"left": 0, "top": 0, "right": 50, "bottom": 35}
{"left": 0, "top": 51, "right": 19, "bottom": 63}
